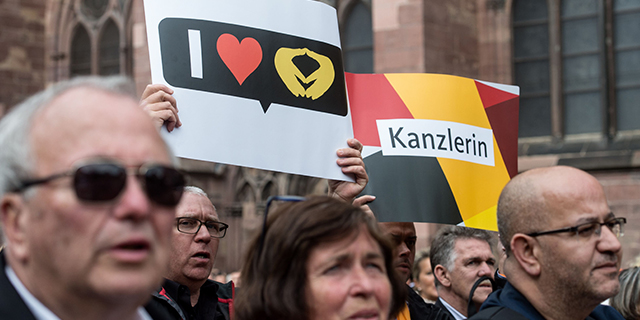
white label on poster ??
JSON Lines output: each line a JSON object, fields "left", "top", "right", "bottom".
{"left": 376, "top": 119, "right": 495, "bottom": 167}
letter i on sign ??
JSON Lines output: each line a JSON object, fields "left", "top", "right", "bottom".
{"left": 188, "top": 29, "right": 203, "bottom": 79}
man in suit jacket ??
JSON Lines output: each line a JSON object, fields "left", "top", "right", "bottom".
{"left": 430, "top": 226, "right": 496, "bottom": 320}
{"left": 0, "top": 76, "right": 184, "bottom": 319}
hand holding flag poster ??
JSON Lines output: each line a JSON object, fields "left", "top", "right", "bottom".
{"left": 347, "top": 73, "right": 519, "bottom": 231}
{"left": 144, "top": 0, "right": 353, "bottom": 181}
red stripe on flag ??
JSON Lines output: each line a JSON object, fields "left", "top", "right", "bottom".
{"left": 346, "top": 73, "right": 414, "bottom": 147}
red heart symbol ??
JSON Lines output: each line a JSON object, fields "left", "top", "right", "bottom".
{"left": 217, "top": 33, "right": 262, "bottom": 85}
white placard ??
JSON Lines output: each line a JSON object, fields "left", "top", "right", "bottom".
{"left": 144, "top": 0, "right": 353, "bottom": 181}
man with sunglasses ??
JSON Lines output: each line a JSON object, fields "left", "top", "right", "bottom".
{"left": 0, "top": 76, "right": 185, "bottom": 319}
{"left": 470, "top": 166, "right": 626, "bottom": 320}
{"left": 147, "top": 186, "right": 234, "bottom": 320}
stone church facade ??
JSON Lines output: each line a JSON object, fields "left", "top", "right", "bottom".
{"left": 2, "top": 0, "right": 640, "bottom": 271}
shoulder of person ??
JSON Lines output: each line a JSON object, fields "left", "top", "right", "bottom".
{"left": 588, "top": 304, "right": 625, "bottom": 320}
{"left": 468, "top": 306, "right": 528, "bottom": 320}
{"left": 210, "top": 279, "right": 234, "bottom": 300}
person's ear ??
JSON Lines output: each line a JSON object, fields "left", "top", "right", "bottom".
{"left": 434, "top": 264, "right": 451, "bottom": 287}
{"left": 510, "top": 234, "right": 541, "bottom": 276}
{"left": 1, "top": 194, "right": 30, "bottom": 261}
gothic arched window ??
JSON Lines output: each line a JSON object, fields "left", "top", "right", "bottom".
{"left": 62, "top": 0, "right": 131, "bottom": 78}
{"left": 70, "top": 25, "right": 92, "bottom": 76}
{"left": 99, "top": 19, "right": 121, "bottom": 75}
{"left": 341, "top": 0, "right": 373, "bottom": 73}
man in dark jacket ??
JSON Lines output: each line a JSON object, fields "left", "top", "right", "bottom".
{"left": 0, "top": 77, "right": 184, "bottom": 320}
{"left": 141, "top": 83, "right": 374, "bottom": 320}
{"left": 379, "top": 222, "right": 453, "bottom": 320}
{"left": 430, "top": 226, "right": 496, "bottom": 319}
{"left": 470, "top": 166, "right": 626, "bottom": 320}
{"left": 146, "top": 186, "right": 233, "bottom": 320}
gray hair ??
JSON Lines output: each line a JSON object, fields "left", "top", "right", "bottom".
{"left": 430, "top": 225, "right": 494, "bottom": 287}
{"left": 611, "top": 267, "right": 640, "bottom": 320}
{"left": 184, "top": 186, "right": 208, "bottom": 198}
{"left": 0, "top": 76, "right": 142, "bottom": 198}
{"left": 183, "top": 186, "right": 217, "bottom": 211}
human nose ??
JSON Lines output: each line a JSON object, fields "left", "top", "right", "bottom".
{"left": 113, "top": 175, "right": 151, "bottom": 221}
{"left": 597, "top": 223, "right": 622, "bottom": 253}
{"left": 348, "top": 266, "right": 376, "bottom": 297}
{"left": 478, "top": 262, "right": 493, "bottom": 277}
{"left": 194, "top": 222, "right": 212, "bottom": 243}
{"left": 398, "top": 241, "right": 410, "bottom": 257}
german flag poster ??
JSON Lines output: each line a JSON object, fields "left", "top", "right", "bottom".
{"left": 347, "top": 73, "right": 519, "bottom": 231}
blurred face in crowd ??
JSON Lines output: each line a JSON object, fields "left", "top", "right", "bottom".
{"left": 7, "top": 87, "right": 176, "bottom": 304}
{"left": 306, "top": 228, "right": 392, "bottom": 320}
{"left": 166, "top": 192, "right": 220, "bottom": 286}
{"left": 415, "top": 258, "right": 438, "bottom": 301}
{"left": 379, "top": 222, "right": 417, "bottom": 281}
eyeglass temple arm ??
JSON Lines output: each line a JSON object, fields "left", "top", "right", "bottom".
{"left": 12, "top": 172, "right": 70, "bottom": 192}
{"left": 257, "top": 195, "right": 306, "bottom": 257}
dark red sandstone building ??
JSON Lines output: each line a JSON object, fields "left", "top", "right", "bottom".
{"left": 2, "top": 0, "right": 640, "bottom": 271}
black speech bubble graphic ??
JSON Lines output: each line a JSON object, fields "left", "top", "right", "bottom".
{"left": 158, "top": 18, "right": 348, "bottom": 116}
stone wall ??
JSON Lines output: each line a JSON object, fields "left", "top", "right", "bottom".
{"left": 0, "top": 0, "right": 46, "bottom": 109}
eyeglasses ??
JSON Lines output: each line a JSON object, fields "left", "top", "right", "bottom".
{"left": 527, "top": 217, "right": 626, "bottom": 239}
{"left": 12, "top": 161, "right": 185, "bottom": 207}
{"left": 176, "top": 217, "right": 228, "bottom": 238}
{"left": 258, "top": 195, "right": 306, "bottom": 257}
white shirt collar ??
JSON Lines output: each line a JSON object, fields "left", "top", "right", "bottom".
{"left": 439, "top": 297, "right": 467, "bottom": 320}
{"left": 5, "top": 265, "right": 152, "bottom": 320}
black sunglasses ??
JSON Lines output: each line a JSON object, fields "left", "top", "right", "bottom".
{"left": 12, "top": 161, "right": 185, "bottom": 207}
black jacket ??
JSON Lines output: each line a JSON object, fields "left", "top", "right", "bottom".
{"left": 0, "top": 253, "right": 36, "bottom": 320}
{"left": 470, "top": 282, "right": 625, "bottom": 320}
{"left": 146, "top": 278, "right": 234, "bottom": 320}
{"left": 433, "top": 297, "right": 457, "bottom": 319}
{"left": 0, "top": 252, "right": 172, "bottom": 320}
{"left": 407, "top": 285, "right": 454, "bottom": 320}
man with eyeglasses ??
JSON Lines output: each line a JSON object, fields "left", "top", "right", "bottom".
{"left": 469, "top": 166, "right": 626, "bottom": 320}
{"left": 0, "top": 76, "right": 185, "bottom": 319}
{"left": 146, "top": 186, "right": 233, "bottom": 320}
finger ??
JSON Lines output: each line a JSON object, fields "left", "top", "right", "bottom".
{"left": 342, "top": 166, "right": 367, "bottom": 185}
{"left": 347, "top": 138, "right": 363, "bottom": 152}
{"left": 360, "top": 204, "right": 375, "bottom": 218}
{"left": 341, "top": 164, "right": 366, "bottom": 176}
{"left": 144, "top": 90, "right": 178, "bottom": 110}
{"left": 353, "top": 195, "right": 376, "bottom": 207}
{"left": 141, "top": 84, "right": 174, "bottom": 100}
{"left": 151, "top": 109, "right": 178, "bottom": 131}
{"left": 336, "top": 157, "right": 365, "bottom": 168}
{"left": 144, "top": 100, "right": 179, "bottom": 115}
{"left": 336, "top": 146, "right": 362, "bottom": 159}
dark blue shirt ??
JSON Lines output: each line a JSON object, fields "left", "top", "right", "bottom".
{"left": 477, "top": 282, "right": 624, "bottom": 320}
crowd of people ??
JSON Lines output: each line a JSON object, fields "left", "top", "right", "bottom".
{"left": 0, "top": 75, "right": 636, "bottom": 320}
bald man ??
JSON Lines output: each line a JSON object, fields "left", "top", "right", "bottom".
{"left": 470, "top": 166, "right": 625, "bottom": 320}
